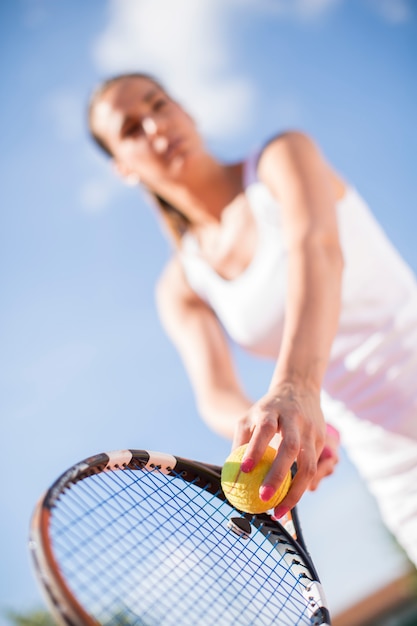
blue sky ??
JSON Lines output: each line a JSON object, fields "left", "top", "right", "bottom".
{"left": 1, "top": 0, "right": 416, "bottom": 620}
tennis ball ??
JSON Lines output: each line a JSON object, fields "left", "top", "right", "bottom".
{"left": 221, "top": 444, "right": 291, "bottom": 514}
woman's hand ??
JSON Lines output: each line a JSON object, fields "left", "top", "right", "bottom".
{"left": 232, "top": 383, "right": 338, "bottom": 518}
{"left": 309, "top": 422, "right": 340, "bottom": 491}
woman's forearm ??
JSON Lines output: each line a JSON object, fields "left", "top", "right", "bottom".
{"left": 197, "top": 387, "right": 253, "bottom": 440}
{"left": 257, "top": 132, "right": 344, "bottom": 396}
{"left": 271, "top": 235, "right": 343, "bottom": 393}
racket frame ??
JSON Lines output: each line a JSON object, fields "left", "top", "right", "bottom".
{"left": 29, "top": 449, "right": 331, "bottom": 626}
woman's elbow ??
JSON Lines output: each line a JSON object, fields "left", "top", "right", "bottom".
{"left": 197, "top": 402, "right": 233, "bottom": 439}
{"left": 308, "top": 229, "right": 344, "bottom": 274}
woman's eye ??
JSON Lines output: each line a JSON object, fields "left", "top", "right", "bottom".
{"left": 153, "top": 98, "right": 167, "bottom": 111}
{"left": 122, "top": 122, "right": 142, "bottom": 138}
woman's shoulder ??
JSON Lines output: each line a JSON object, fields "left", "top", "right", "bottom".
{"left": 156, "top": 255, "right": 203, "bottom": 306}
{"left": 247, "top": 130, "right": 346, "bottom": 202}
{"left": 259, "top": 130, "right": 319, "bottom": 163}
{"left": 244, "top": 130, "right": 317, "bottom": 182}
{"left": 156, "top": 256, "right": 184, "bottom": 295}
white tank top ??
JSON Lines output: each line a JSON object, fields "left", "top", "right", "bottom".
{"left": 180, "top": 150, "right": 417, "bottom": 437}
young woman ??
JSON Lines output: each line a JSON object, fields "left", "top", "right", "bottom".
{"left": 88, "top": 72, "right": 417, "bottom": 566}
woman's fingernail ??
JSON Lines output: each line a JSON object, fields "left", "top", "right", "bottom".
{"left": 273, "top": 505, "right": 290, "bottom": 520}
{"left": 240, "top": 458, "right": 255, "bottom": 473}
{"left": 319, "top": 445, "right": 333, "bottom": 461}
{"left": 326, "top": 423, "right": 340, "bottom": 442}
{"left": 259, "top": 484, "right": 275, "bottom": 501}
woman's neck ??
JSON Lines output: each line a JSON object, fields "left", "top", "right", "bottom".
{"left": 152, "top": 155, "right": 244, "bottom": 227}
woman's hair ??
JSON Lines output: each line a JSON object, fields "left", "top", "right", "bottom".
{"left": 88, "top": 72, "right": 190, "bottom": 246}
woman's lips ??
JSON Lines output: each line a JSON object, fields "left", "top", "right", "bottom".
{"left": 152, "top": 136, "right": 186, "bottom": 164}
{"left": 165, "top": 137, "right": 185, "bottom": 160}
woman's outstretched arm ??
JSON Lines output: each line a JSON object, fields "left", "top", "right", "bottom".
{"left": 234, "top": 131, "right": 344, "bottom": 517}
{"left": 156, "top": 257, "right": 253, "bottom": 438}
{"left": 157, "top": 239, "right": 340, "bottom": 503}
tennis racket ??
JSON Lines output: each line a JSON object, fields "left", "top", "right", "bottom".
{"left": 29, "top": 448, "right": 331, "bottom": 625}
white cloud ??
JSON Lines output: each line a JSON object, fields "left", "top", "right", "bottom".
{"left": 91, "top": 0, "right": 411, "bottom": 140}
{"left": 91, "top": 0, "right": 254, "bottom": 138}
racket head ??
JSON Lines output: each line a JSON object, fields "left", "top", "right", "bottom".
{"left": 29, "top": 449, "right": 331, "bottom": 625}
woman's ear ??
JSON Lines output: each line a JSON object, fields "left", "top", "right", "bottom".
{"left": 111, "top": 160, "right": 141, "bottom": 186}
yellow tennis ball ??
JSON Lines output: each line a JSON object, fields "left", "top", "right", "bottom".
{"left": 221, "top": 444, "right": 292, "bottom": 514}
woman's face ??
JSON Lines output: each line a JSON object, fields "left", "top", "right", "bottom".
{"left": 91, "top": 77, "right": 204, "bottom": 187}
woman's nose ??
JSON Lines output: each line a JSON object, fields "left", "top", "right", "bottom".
{"left": 142, "top": 116, "right": 168, "bottom": 154}
{"left": 142, "top": 117, "right": 158, "bottom": 136}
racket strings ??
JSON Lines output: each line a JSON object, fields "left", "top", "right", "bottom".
{"left": 63, "top": 476, "right": 298, "bottom": 620}
{"left": 48, "top": 466, "right": 322, "bottom": 625}
{"left": 124, "top": 473, "right": 261, "bottom": 623}
{"left": 52, "top": 481, "right": 148, "bottom": 613}
{"left": 55, "top": 470, "right": 196, "bottom": 612}
{"left": 125, "top": 471, "right": 308, "bottom": 624}
{"left": 51, "top": 469, "right": 228, "bottom": 619}
{"left": 214, "top": 534, "right": 312, "bottom": 625}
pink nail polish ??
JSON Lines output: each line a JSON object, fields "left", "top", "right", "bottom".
{"left": 273, "top": 505, "right": 290, "bottom": 520}
{"left": 240, "top": 458, "right": 255, "bottom": 473}
{"left": 259, "top": 484, "right": 275, "bottom": 502}
{"left": 326, "top": 423, "right": 340, "bottom": 442}
{"left": 319, "top": 445, "right": 333, "bottom": 461}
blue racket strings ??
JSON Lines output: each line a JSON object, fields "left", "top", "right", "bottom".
{"left": 49, "top": 465, "right": 319, "bottom": 625}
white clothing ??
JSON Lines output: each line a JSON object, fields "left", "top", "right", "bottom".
{"left": 180, "top": 149, "right": 417, "bottom": 565}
